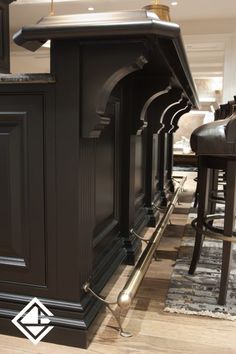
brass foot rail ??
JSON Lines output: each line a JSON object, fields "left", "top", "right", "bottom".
{"left": 117, "top": 176, "right": 186, "bottom": 311}
{"left": 83, "top": 176, "right": 186, "bottom": 336}
{"left": 83, "top": 282, "right": 132, "bottom": 337}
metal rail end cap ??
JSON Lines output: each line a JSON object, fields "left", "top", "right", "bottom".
{"left": 117, "top": 291, "right": 132, "bottom": 310}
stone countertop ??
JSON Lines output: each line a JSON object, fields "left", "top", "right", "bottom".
{"left": 0, "top": 73, "right": 55, "bottom": 84}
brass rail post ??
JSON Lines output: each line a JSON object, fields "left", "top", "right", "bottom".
{"left": 117, "top": 177, "right": 186, "bottom": 310}
{"left": 50, "top": 0, "right": 54, "bottom": 16}
{"left": 83, "top": 176, "right": 186, "bottom": 336}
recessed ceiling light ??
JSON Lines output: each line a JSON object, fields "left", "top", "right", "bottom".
{"left": 171, "top": 1, "right": 178, "bottom": 5}
{"left": 88, "top": 7, "right": 94, "bottom": 11}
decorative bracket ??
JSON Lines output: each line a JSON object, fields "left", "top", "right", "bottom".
{"left": 127, "top": 76, "right": 171, "bottom": 135}
{"left": 81, "top": 41, "right": 149, "bottom": 138}
{"left": 159, "top": 97, "right": 189, "bottom": 134}
{"left": 169, "top": 102, "right": 192, "bottom": 133}
{"left": 144, "top": 87, "right": 183, "bottom": 134}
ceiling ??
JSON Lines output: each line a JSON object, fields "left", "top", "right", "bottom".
{"left": 10, "top": 0, "right": 236, "bottom": 34}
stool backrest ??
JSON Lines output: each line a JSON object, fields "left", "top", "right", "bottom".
{"left": 225, "top": 114, "right": 236, "bottom": 142}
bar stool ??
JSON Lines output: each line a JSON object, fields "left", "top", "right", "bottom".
{"left": 194, "top": 101, "right": 236, "bottom": 210}
{"left": 189, "top": 115, "right": 236, "bottom": 305}
{"left": 208, "top": 101, "right": 236, "bottom": 215}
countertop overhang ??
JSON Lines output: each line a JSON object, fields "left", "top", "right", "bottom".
{"left": 13, "top": 9, "right": 199, "bottom": 109}
{"left": 13, "top": 10, "right": 180, "bottom": 51}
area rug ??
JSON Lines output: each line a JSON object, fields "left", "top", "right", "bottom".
{"left": 164, "top": 218, "right": 236, "bottom": 320}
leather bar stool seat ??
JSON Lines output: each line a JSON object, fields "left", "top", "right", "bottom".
{"left": 189, "top": 115, "right": 236, "bottom": 305}
{"left": 191, "top": 116, "right": 236, "bottom": 156}
{"left": 192, "top": 114, "right": 234, "bottom": 208}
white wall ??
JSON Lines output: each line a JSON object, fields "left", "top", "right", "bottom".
{"left": 180, "top": 19, "right": 236, "bottom": 103}
{"left": 10, "top": 47, "right": 50, "bottom": 74}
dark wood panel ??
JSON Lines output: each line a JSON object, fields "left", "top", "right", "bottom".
{"left": 0, "top": 95, "right": 45, "bottom": 285}
{"left": 95, "top": 119, "right": 115, "bottom": 229}
{"left": 152, "top": 134, "right": 158, "bottom": 196}
{"left": 0, "top": 9, "right": 199, "bottom": 349}
{"left": 0, "top": 113, "right": 26, "bottom": 265}
{"left": 92, "top": 99, "right": 125, "bottom": 273}
{"left": 80, "top": 41, "right": 147, "bottom": 138}
{"left": 134, "top": 135, "right": 144, "bottom": 199}
{"left": 0, "top": 10, "right": 3, "bottom": 58}
{"left": 52, "top": 41, "right": 126, "bottom": 306}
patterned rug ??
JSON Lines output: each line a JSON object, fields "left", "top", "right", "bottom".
{"left": 164, "top": 216, "right": 236, "bottom": 320}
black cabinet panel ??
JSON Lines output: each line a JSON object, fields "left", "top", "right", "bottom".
{"left": 152, "top": 134, "right": 158, "bottom": 194}
{"left": 95, "top": 121, "right": 115, "bottom": 228}
{"left": 92, "top": 100, "right": 123, "bottom": 272}
{"left": 0, "top": 95, "right": 46, "bottom": 285}
{"left": 0, "top": 9, "right": 198, "bottom": 349}
{"left": 134, "top": 135, "right": 143, "bottom": 198}
{"left": 0, "top": 10, "right": 3, "bottom": 59}
{"left": 0, "top": 113, "right": 26, "bottom": 264}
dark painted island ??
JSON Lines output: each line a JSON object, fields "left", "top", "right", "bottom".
{"left": 0, "top": 10, "right": 199, "bottom": 348}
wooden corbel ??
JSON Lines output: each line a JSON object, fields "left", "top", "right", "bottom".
{"left": 81, "top": 41, "right": 149, "bottom": 138}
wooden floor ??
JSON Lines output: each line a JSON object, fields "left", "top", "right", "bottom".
{"left": 1, "top": 172, "right": 236, "bottom": 354}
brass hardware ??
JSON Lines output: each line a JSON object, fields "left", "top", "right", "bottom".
{"left": 152, "top": 202, "right": 172, "bottom": 224}
{"left": 83, "top": 282, "right": 132, "bottom": 337}
{"left": 152, "top": 202, "right": 168, "bottom": 212}
{"left": 82, "top": 177, "right": 186, "bottom": 336}
{"left": 117, "top": 177, "right": 186, "bottom": 311}
{"left": 130, "top": 228, "right": 159, "bottom": 259}
{"left": 143, "top": 0, "right": 171, "bottom": 22}
{"left": 130, "top": 228, "right": 151, "bottom": 244}
{"left": 173, "top": 178, "right": 184, "bottom": 205}
{"left": 173, "top": 177, "right": 182, "bottom": 184}
{"left": 50, "top": 0, "right": 55, "bottom": 16}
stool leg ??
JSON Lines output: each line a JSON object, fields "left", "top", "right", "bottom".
{"left": 193, "top": 195, "right": 198, "bottom": 209}
{"left": 193, "top": 177, "right": 199, "bottom": 208}
{"left": 208, "top": 169, "right": 218, "bottom": 218}
{"left": 218, "top": 161, "right": 236, "bottom": 305}
{"left": 189, "top": 158, "right": 210, "bottom": 275}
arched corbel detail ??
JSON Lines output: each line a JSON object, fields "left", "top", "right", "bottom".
{"left": 169, "top": 102, "right": 192, "bottom": 133}
{"left": 81, "top": 41, "right": 149, "bottom": 138}
{"left": 138, "top": 84, "right": 172, "bottom": 132}
{"left": 129, "top": 76, "right": 172, "bottom": 135}
{"left": 160, "top": 97, "right": 189, "bottom": 134}
{"left": 145, "top": 87, "right": 183, "bottom": 133}
{"left": 165, "top": 102, "right": 192, "bottom": 193}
